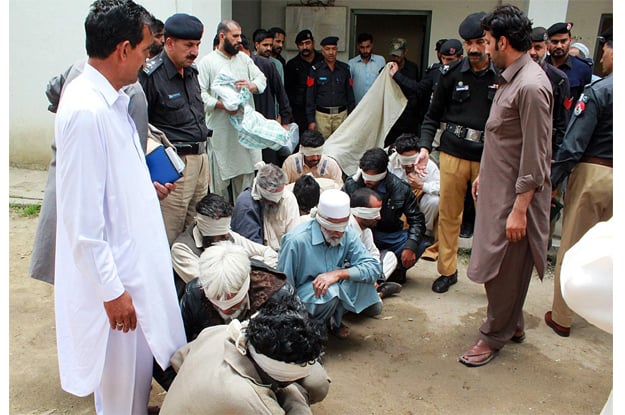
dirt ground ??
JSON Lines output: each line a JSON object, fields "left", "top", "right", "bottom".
{"left": 9, "top": 210, "right": 613, "bottom": 415}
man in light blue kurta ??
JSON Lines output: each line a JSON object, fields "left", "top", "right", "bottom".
{"left": 348, "top": 33, "right": 386, "bottom": 105}
{"left": 277, "top": 189, "right": 381, "bottom": 335}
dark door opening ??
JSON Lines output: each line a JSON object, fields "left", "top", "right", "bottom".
{"left": 350, "top": 9, "right": 432, "bottom": 78}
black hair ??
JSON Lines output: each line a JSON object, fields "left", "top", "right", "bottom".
{"left": 394, "top": 133, "right": 420, "bottom": 154}
{"left": 481, "top": 4, "right": 532, "bottom": 52}
{"left": 269, "top": 27, "right": 286, "bottom": 37}
{"left": 240, "top": 34, "right": 251, "bottom": 51}
{"left": 300, "top": 130, "right": 325, "bottom": 148}
{"left": 253, "top": 29, "right": 273, "bottom": 44}
{"left": 350, "top": 187, "right": 381, "bottom": 208}
{"left": 196, "top": 193, "right": 233, "bottom": 219}
{"left": 213, "top": 33, "right": 220, "bottom": 48}
{"left": 246, "top": 295, "right": 327, "bottom": 364}
{"left": 85, "top": 0, "right": 151, "bottom": 59}
{"left": 359, "top": 148, "right": 388, "bottom": 174}
{"left": 150, "top": 18, "right": 164, "bottom": 34}
{"left": 293, "top": 175, "right": 320, "bottom": 215}
{"left": 356, "top": 32, "right": 374, "bottom": 44}
{"left": 435, "top": 38, "right": 448, "bottom": 52}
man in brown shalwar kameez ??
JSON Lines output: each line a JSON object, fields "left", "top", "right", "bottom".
{"left": 459, "top": 5, "right": 553, "bottom": 367}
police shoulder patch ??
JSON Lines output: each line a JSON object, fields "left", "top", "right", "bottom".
{"left": 573, "top": 100, "right": 586, "bottom": 116}
{"left": 143, "top": 56, "right": 163, "bottom": 75}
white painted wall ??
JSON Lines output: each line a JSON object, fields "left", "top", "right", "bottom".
{"left": 527, "top": 0, "right": 568, "bottom": 29}
{"left": 9, "top": 0, "right": 227, "bottom": 168}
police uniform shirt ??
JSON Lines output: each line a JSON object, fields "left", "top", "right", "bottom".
{"left": 546, "top": 54, "right": 592, "bottom": 108}
{"left": 305, "top": 60, "right": 356, "bottom": 124}
{"left": 418, "top": 57, "right": 499, "bottom": 162}
{"left": 551, "top": 73, "right": 612, "bottom": 188}
{"left": 542, "top": 62, "right": 571, "bottom": 154}
{"left": 284, "top": 50, "right": 324, "bottom": 110}
{"left": 139, "top": 51, "right": 209, "bottom": 143}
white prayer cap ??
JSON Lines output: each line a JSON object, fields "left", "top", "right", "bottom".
{"left": 317, "top": 189, "right": 350, "bottom": 219}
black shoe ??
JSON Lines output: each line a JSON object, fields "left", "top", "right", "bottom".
{"left": 387, "top": 268, "right": 407, "bottom": 284}
{"left": 432, "top": 272, "right": 458, "bottom": 293}
{"left": 377, "top": 282, "right": 402, "bottom": 299}
{"left": 459, "top": 227, "right": 473, "bottom": 238}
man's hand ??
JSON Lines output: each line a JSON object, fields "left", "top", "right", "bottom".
{"left": 103, "top": 291, "right": 137, "bottom": 333}
{"left": 307, "top": 122, "right": 317, "bottom": 131}
{"left": 406, "top": 172, "right": 424, "bottom": 191}
{"left": 235, "top": 79, "right": 258, "bottom": 93}
{"left": 389, "top": 62, "right": 398, "bottom": 76}
{"left": 400, "top": 248, "right": 417, "bottom": 269}
{"left": 506, "top": 207, "right": 527, "bottom": 242}
{"left": 471, "top": 176, "right": 479, "bottom": 203}
{"left": 216, "top": 100, "right": 239, "bottom": 115}
{"left": 154, "top": 182, "right": 176, "bottom": 200}
{"left": 414, "top": 148, "right": 430, "bottom": 177}
{"left": 312, "top": 270, "right": 345, "bottom": 298}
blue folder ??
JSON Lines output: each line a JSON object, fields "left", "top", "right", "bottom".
{"left": 145, "top": 145, "right": 183, "bottom": 185}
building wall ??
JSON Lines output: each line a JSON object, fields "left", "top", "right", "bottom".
{"left": 9, "top": 0, "right": 225, "bottom": 168}
{"left": 566, "top": 0, "right": 613, "bottom": 58}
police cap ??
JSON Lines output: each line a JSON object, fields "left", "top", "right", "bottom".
{"left": 440, "top": 39, "right": 463, "bottom": 56}
{"left": 530, "top": 27, "right": 548, "bottom": 42}
{"left": 547, "top": 22, "right": 573, "bottom": 37}
{"left": 164, "top": 13, "right": 203, "bottom": 40}
{"left": 459, "top": 12, "right": 486, "bottom": 40}
{"left": 320, "top": 36, "right": 339, "bottom": 46}
{"left": 389, "top": 38, "right": 407, "bottom": 56}
{"left": 295, "top": 29, "right": 314, "bottom": 44}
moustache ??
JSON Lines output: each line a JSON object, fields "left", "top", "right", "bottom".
{"left": 186, "top": 54, "right": 198, "bottom": 60}
{"left": 468, "top": 52, "right": 482, "bottom": 57}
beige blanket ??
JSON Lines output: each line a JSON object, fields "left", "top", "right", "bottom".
{"left": 323, "top": 63, "right": 407, "bottom": 176}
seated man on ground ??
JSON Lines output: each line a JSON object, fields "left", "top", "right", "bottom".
{"left": 282, "top": 129, "right": 344, "bottom": 186}
{"left": 387, "top": 133, "right": 440, "bottom": 261}
{"left": 171, "top": 193, "right": 278, "bottom": 284}
{"left": 231, "top": 163, "right": 300, "bottom": 251}
{"left": 161, "top": 296, "right": 330, "bottom": 414}
{"left": 278, "top": 189, "right": 382, "bottom": 339}
{"left": 292, "top": 174, "right": 321, "bottom": 222}
{"left": 349, "top": 187, "right": 401, "bottom": 299}
{"left": 343, "top": 148, "right": 428, "bottom": 284}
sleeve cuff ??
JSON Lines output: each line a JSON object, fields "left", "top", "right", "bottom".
{"left": 515, "top": 174, "right": 544, "bottom": 193}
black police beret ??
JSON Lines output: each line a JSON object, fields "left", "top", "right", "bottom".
{"left": 547, "top": 22, "right": 573, "bottom": 37}
{"left": 320, "top": 36, "right": 338, "bottom": 46}
{"left": 440, "top": 39, "right": 463, "bottom": 56}
{"left": 459, "top": 12, "right": 486, "bottom": 40}
{"left": 530, "top": 27, "right": 548, "bottom": 42}
{"left": 295, "top": 29, "right": 313, "bottom": 44}
{"left": 598, "top": 27, "right": 613, "bottom": 44}
{"left": 164, "top": 13, "right": 203, "bottom": 40}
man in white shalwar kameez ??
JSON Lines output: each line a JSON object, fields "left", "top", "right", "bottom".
{"left": 198, "top": 19, "right": 267, "bottom": 203}
{"left": 54, "top": 2, "right": 186, "bottom": 414}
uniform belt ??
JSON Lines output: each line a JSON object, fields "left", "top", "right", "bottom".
{"left": 172, "top": 141, "right": 207, "bottom": 155}
{"left": 444, "top": 122, "right": 484, "bottom": 143}
{"left": 580, "top": 156, "right": 612, "bottom": 168}
{"left": 316, "top": 106, "right": 347, "bottom": 114}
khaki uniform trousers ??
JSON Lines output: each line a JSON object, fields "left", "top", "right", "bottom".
{"left": 437, "top": 152, "right": 480, "bottom": 276}
{"left": 160, "top": 153, "right": 209, "bottom": 246}
{"left": 551, "top": 162, "right": 613, "bottom": 327}
{"left": 315, "top": 110, "right": 347, "bottom": 140}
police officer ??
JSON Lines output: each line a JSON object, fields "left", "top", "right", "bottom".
{"left": 414, "top": 12, "right": 499, "bottom": 294}
{"left": 528, "top": 26, "right": 571, "bottom": 249}
{"left": 529, "top": 27, "right": 571, "bottom": 155}
{"left": 546, "top": 22, "right": 592, "bottom": 115}
{"left": 285, "top": 30, "right": 324, "bottom": 135}
{"left": 305, "top": 36, "right": 355, "bottom": 139}
{"left": 139, "top": 13, "right": 211, "bottom": 246}
{"left": 546, "top": 28, "right": 613, "bottom": 338}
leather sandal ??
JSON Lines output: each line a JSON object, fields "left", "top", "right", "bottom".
{"left": 544, "top": 311, "right": 570, "bottom": 337}
{"left": 459, "top": 339, "right": 499, "bottom": 367}
{"left": 330, "top": 322, "right": 350, "bottom": 339}
{"left": 511, "top": 330, "right": 526, "bottom": 343}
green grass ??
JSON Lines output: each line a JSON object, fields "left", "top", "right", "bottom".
{"left": 10, "top": 203, "right": 41, "bottom": 217}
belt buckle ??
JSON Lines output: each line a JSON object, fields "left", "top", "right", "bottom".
{"left": 199, "top": 141, "right": 207, "bottom": 153}
{"left": 329, "top": 107, "right": 339, "bottom": 114}
{"left": 454, "top": 125, "right": 465, "bottom": 138}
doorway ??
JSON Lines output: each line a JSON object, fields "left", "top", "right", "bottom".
{"left": 350, "top": 9, "right": 432, "bottom": 78}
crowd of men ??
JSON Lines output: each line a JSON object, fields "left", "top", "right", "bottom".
{"left": 30, "top": 0, "right": 612, "bottom": 413}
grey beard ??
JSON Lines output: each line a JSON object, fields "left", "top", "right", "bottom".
{"left": 320, "top": 227, "right": 342, "bottom": 247}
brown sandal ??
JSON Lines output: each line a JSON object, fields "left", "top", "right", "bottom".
{"left": 459, "top": 339, "right": 499, "bottom": 367}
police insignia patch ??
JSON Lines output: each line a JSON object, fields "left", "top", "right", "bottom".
{"left": 574, "top": 101, "right": 585, "bottom": 116}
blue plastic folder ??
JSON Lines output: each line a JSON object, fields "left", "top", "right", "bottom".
{"left": 145, "top": 145, "right": 183, "bottom": 185}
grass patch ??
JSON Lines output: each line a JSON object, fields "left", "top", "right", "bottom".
{"left": 10, "top": 203, "right": 41, "bottom": 217}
